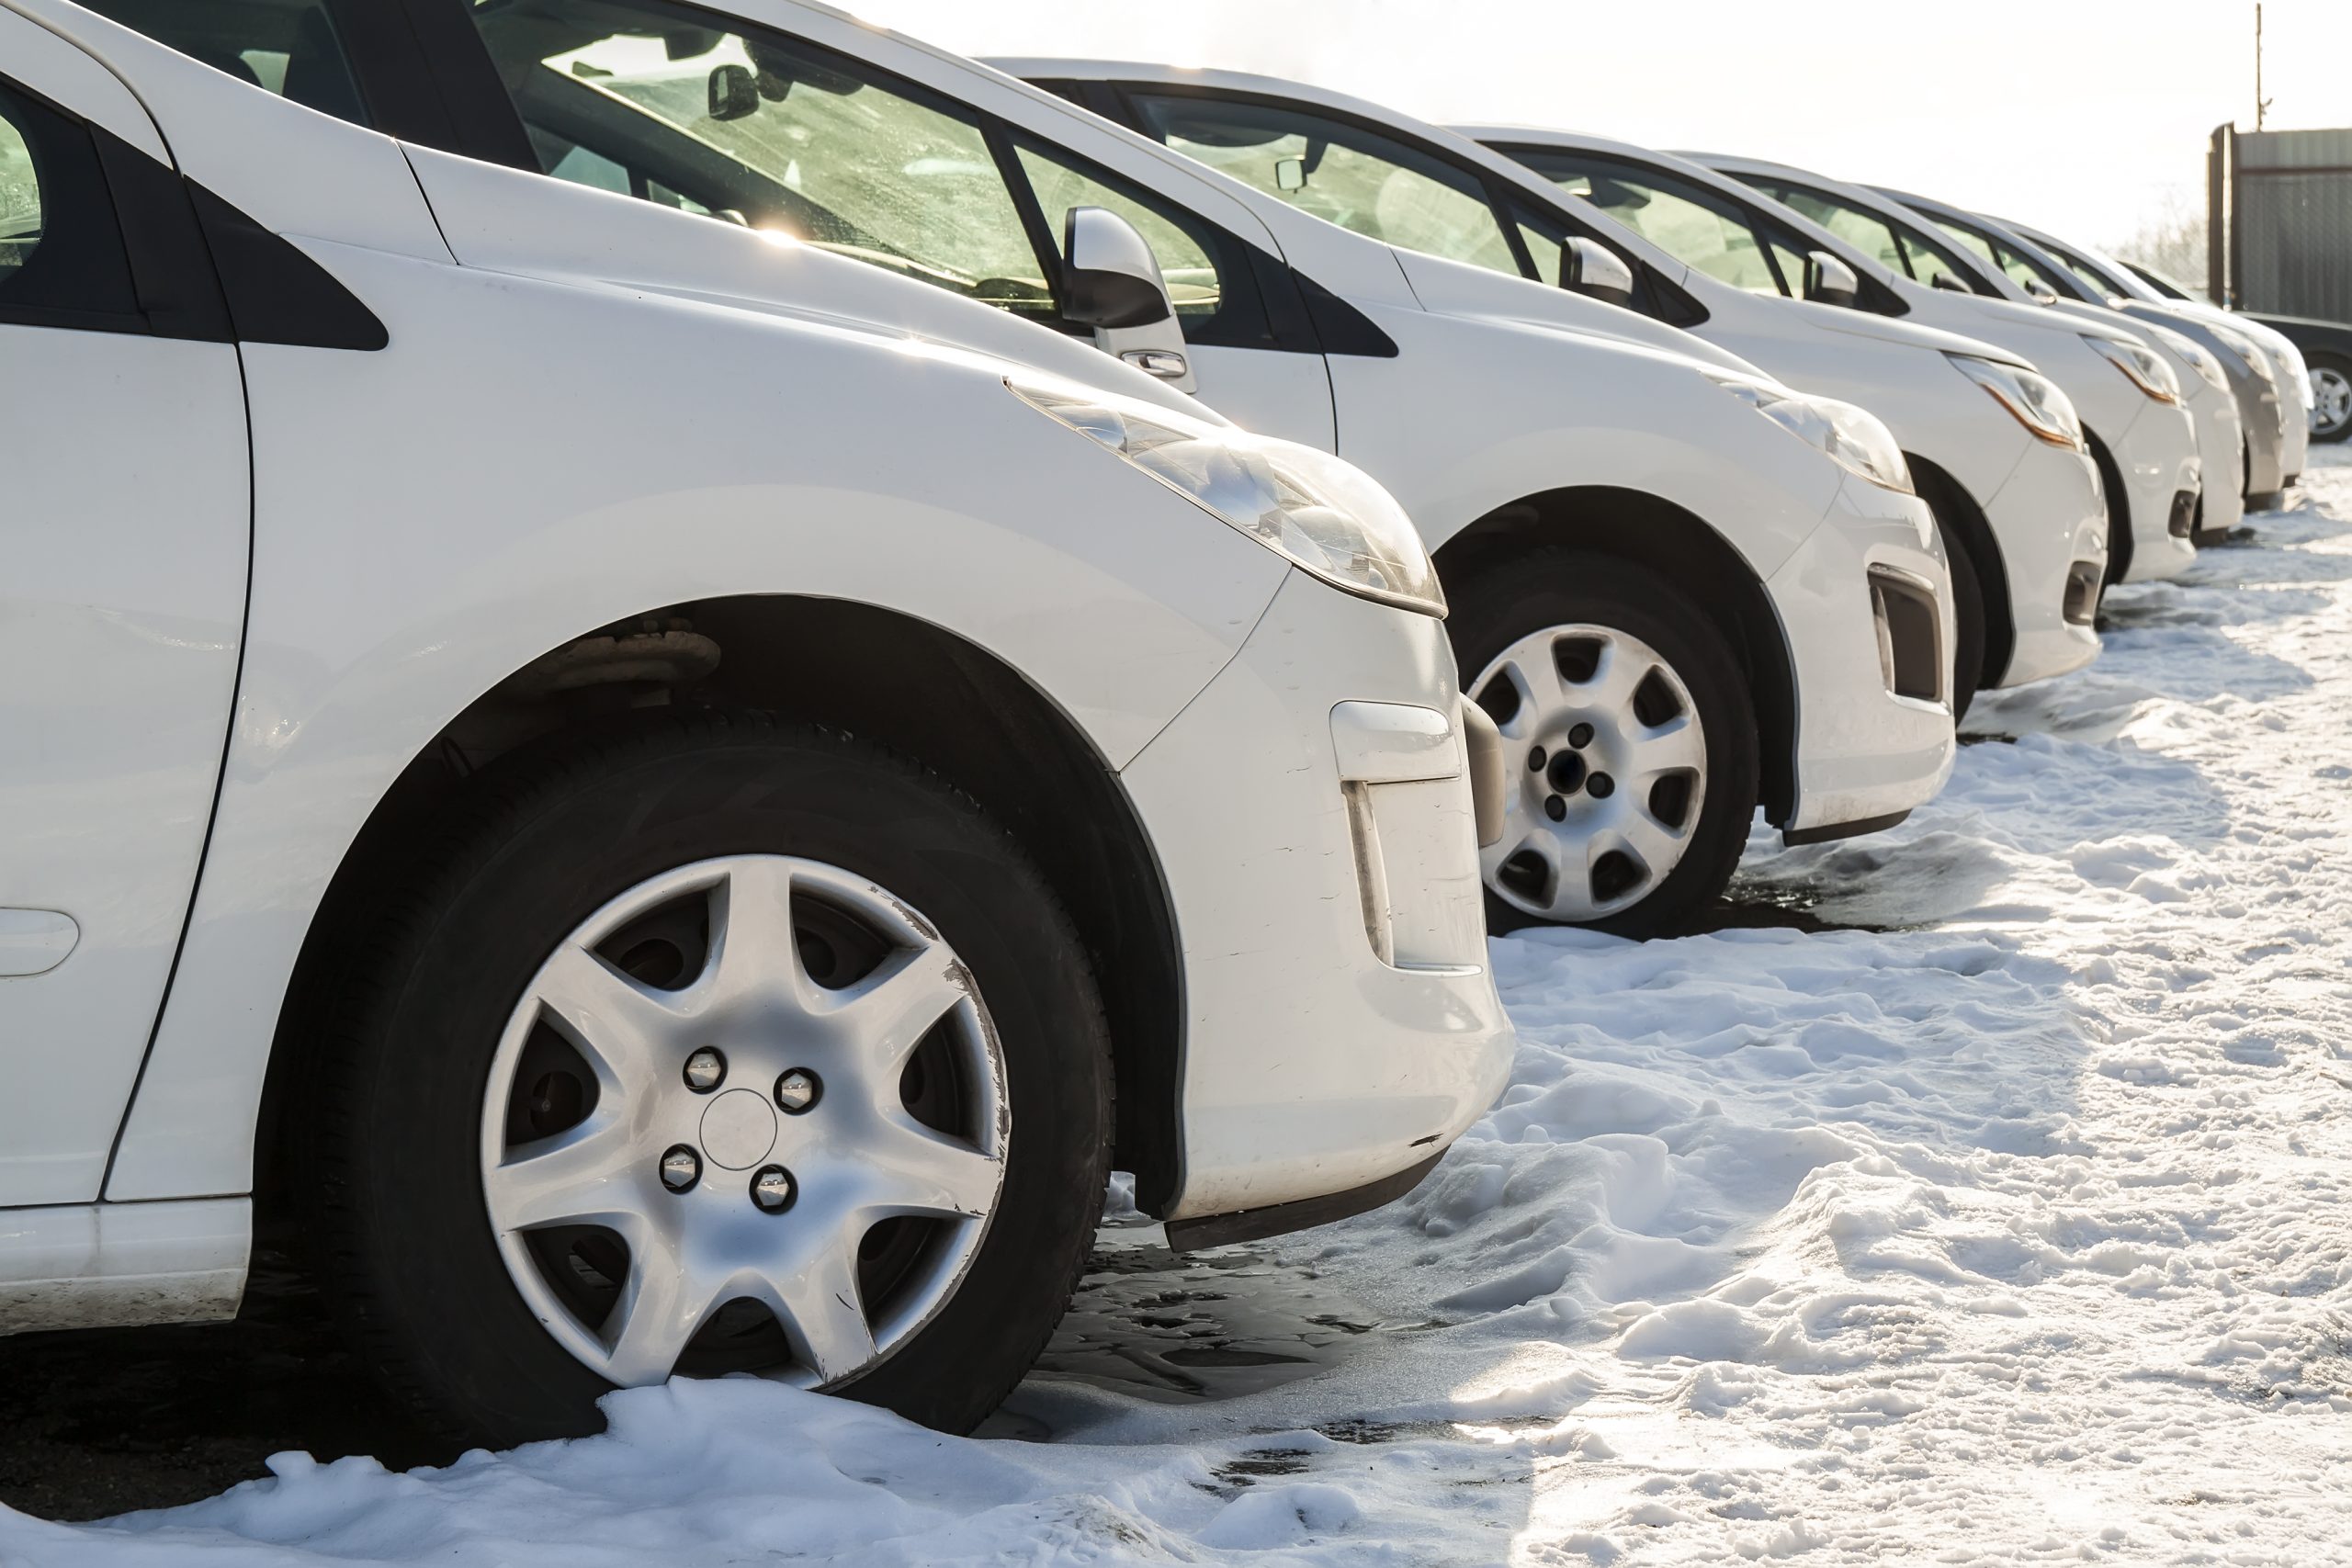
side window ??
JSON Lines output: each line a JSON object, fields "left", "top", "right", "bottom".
{"left": 1883, "top": 213, "right": 1991, "bottom": 295}
{"left": 465, "top": 1, "right": 1055, "bottom": 321}
{"left": 1933, "top": 220, "right": 2005, "bottom": 276}
{"left": 74, "top": 0, "right": 369, "bottom": 125}
{"left": 1765, "top": 185, "right": 1905, "bottom": 276}
{"left": 2044, "top": 246, "right": 2120, "bottom": 301}
{"left": 0, "top": 81, "right": 141, "bottom": 330}
{"left": 0, "top": 105, "right": 36, "bottom": 278}
{"left": 1013, "top": 141, "right": 1224, "bottom": 321}
{"left": 1514, "top": 150, "right": 1791, "bottom": 298}
{"left": 1130, "top": 92, "right": 1521, "bottom": 279}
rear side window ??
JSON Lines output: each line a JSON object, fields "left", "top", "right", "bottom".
{"left": 75, "top": 0, "right": 369, "bottom": 125}
{"left": 1131, "top": 92, "right": 1521, "bottom": 280}
{"left": 0, "top": 80, "right": 141, "bottom": 330}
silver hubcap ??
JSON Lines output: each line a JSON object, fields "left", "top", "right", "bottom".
{"left": 481, "top": 855, "right": 1005, "bottom": 1390}
{"left": 2315, "top": 367, "right": 2351, "bottom": 436}
{"left": 1473, "top": 625, "right": 1707, "bottom": 922}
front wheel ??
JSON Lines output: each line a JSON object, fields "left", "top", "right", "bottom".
{"left": 1451, "top": 549, "right": 1760, "bottom": 940}
{"left": 2309, "top": 355, "right": 2352, "bottom": 445}
{"left": 299, "top": 714, "right": 1112, "bottom": 1448}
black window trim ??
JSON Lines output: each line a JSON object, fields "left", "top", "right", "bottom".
{"left": 0, "top": 66, "right": 382, "bottom": 350}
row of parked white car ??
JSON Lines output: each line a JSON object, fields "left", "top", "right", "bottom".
{"left": 1, "top": 0, "right": 2319, "bottom": 1451}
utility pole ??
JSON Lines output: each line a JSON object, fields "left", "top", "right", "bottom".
{"left": 2255, "top": 3, "right": 2271, "bottom": 130}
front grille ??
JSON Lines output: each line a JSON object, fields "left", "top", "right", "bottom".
{"left": 1868, "top": 567, "right": 1943, "bottom": 705}
{"left": 2167, "top": 489, "right": 2199, "bottom": 538}
{"left": 2063, "top": 559, "right": 2103, "bottom": 626}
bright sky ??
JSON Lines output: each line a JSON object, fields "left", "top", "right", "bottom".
{"left": 846, "top": 0, "right": 2349, "bottom": 253}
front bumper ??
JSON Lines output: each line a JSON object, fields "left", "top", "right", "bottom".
{"left": 2234, "top": 369, "right": 2287, "bottom": 499}
{"left": 2190, "top": 383, "right": 2247, "bottom": 538}
{"left": 2110, "top": 399, "right": 2199, "bottom": 582}
{"left": 1983, "top": 435, "right": 2106, "bottom": 688}
{"left": 1770, "top": 476, "right": 1958, "bottom": 837}
{"left": 1118, "top": 570, "right": 1514, "bottom": 1227}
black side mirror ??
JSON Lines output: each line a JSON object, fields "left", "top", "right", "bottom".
{"left": 1931, "top": 271, "right": 1971, "bottom": 292}
{"left": 1805, "top": 250, "right": 1859, "bottom": 308}
{"left": 708, "top": 62, "right": 759, "bottom": 121}
{"left": 1559, "top": 236, "right": 1634, "bottom": 308}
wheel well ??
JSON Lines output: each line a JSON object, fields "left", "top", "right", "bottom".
{"left": 1905, "top": 454, "right": 2013, "bottom": 685}
{"left": 1433, "top": 486, "right": 1801, "bottom": 824}
{"left": 256, "top": 596, "right": 1185, "bottom": 1227}
{"left": 2085, "top": 426, "right": 2132, "bottom": 585}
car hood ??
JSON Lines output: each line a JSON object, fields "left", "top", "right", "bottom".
{"left": 1794, "top": 300, "right": 2032, "bottom": 368}
{"left": 1387, "top": 245, "right": 1769, "bottom": 378}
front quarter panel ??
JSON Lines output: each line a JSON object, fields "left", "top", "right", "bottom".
{"left": 1329, "top": 306, "right": 1842, "bottom": 574}
{"left": 106, "top": 247, "right": 1289, "bottom": 1201}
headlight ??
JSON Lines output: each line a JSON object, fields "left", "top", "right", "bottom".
{"left": 1947, "top": 354, "right": 2086, "bottom": 450}
{"left": 2148, "top": 324, "right": 2228, "bottom": 393}
{"left": 1704, "top": 374, "right": 1913, "bottom": 493}
{"left": 2085, "top": 333, "right": 2181, "bottom": 403}
{"left": 2206, "top": 321, "right": 2266, "bottom": 379}
{"left": 1007, "top": 378, "right": 1446, "bottom": 617}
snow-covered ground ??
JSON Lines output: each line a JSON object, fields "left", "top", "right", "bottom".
{"left": 14, "top": 454, "right": 2352, "bottom": 1565}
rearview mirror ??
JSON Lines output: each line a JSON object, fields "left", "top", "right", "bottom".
{"left": 1062, "top": 207, "right": 1195, "bottom": 393}
{"left": 1805, "top": 250, "right": 1859, "bottom": 309}
{"left": 1560, "top": 237, "right": 1634, "bottom": 308}
{"left": 708, "top": 62, "right": 759, "bottom": 121}
{"left": 1275, "top": 156, "right": 1307, "bottom": 192}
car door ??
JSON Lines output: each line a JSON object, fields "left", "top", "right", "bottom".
{"left": 0, "top": 14, "right": 249, "bottom": 1206}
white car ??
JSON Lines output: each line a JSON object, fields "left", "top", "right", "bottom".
{"left": 1905, "top": 199, "right": 2305, "bottom": 505}
{"left": 0, "top": 0, "right": 1516, "bottom": 1447}
{"left": 1032, "top": 71, "right": 2098, "bottom": 716}
{"left": 111, "top": 0, "right": 1964, "bottom": 938}
{"left": 1675, "top": 155, "right": 2211, "bottom": 585}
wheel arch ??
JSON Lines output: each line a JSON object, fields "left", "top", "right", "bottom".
{"left": 1432, "top": 485, "right": 1801, "bottom": 825}
{"left": 2084, "top": 425, "right": 2133, "bottom": 584}
{"left": 254, "top": 594, "right": 1186, "bottom": 1228}
{"left": 1904, "top": 453, "right": 2013, "bottom": 686}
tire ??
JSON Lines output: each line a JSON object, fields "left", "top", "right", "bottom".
{"left": 1931, "top": 512, "right": 1984, "bottom": 724}
{"left": 296, "top": 712, "right": 1112, "bottom": 1449}
{"left": 1451, "top": 548, "right": 1760, "bottom": 940}
{"left": 2309, "top": 354, "right": 2352, "bottom": 445}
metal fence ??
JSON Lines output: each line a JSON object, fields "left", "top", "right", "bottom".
{"left": 2211, "top": 124, "right": 2352, "bottom": 318}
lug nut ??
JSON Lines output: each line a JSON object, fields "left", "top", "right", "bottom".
{"left": 683, "top": 1047, "right": 727, "bottom": 1093}
{"left": 1527, "top": 746, "right": 1547, "bottom": 772}
{"left": 1544, "top": 795, "right": 1567, "bottom": 821}
{"left": 1567, "top": 723, "right": 1595, "bottom": 750}
{"left": 750, "top": 1165, "right": 797, "bottom": 1213}
{"left": 775, "top": 1069, "right": 821, "bottom": 1113}
{"left": 1588, "top": 772, "right": 1616, "bottom": 799}
{"left": 660, "top": 1145, "right": 701, "bottom": 1192}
